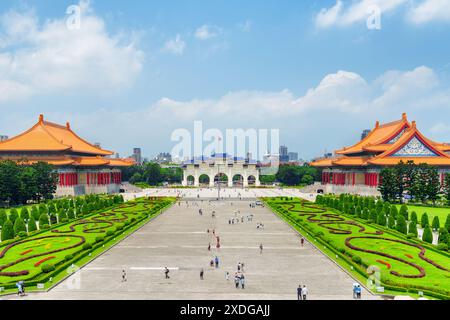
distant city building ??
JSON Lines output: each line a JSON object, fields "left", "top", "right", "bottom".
{"left": 279, "top": 145, "right": 289, "bottom": 163}
{"left": 132, "top": 148, "right": 142, "bottom": 165}
{"left": 288, "top": 152, "right": 298, "bottom": 162}
{"left": 0, "top": 135, "right": 8, "bottom": 142}
{"left": 361, "top": 129, "right": 371, "bottom": 140}
{"left": 155, "top": 152, "right": 172, "bottom": 164}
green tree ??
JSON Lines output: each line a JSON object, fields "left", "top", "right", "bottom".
{"left": 67, "top": 208, "right": 75, "bottom": 220}
{"left": 369, "top": 209, "right": 378, "bottom": 223}
{"left": 0, "top": 161, "right": 23, "bottom": 205}
{"left": 408, "top": 221, "right": 418, "bottom": 236}
{"left": 31, "top": 206, "right": 40, "bottom": 220}
{"left": 399, "top": 204, "right": 408, "bottom": 221}
{"left": 377, "top": 211, "right": 386, "bottom": 226}
{"left": 13, "top": 217, "right": 27, "bottom": 235}
{"left": 378, "top": 168, "right": 397, "bottom": 202}
{"left": 362, "top": 208, "right": 369, "bottom": 220}
{"left": 410, "top": 211, "right": 418, "bottom": 225}
{"left": 144, "top": 162, "right": 163, "bottom": 186}
{"left": 422, "top": 226, "right": 433, "bottom": 244}
{"left": 32, "top": 162, "right": 58, "bottom": 201}
{"left": 388, "top": 216, "right": 396, "bottom": 229}
{"left": 20, "top": 207, "right": 30, "bottom": 221}
{"left": 27, "top": 216, "right": 37, "bottom": 232}
{"left": 301, "top": 174, "right": 314, "bottom": 185}
{"left": 38, "top": 214, "right": 49, "bottom": 228}
{"left": 0, "top": 209, "right": 7, "bottom": 226}
{"left": 396, "top": 215, "right": 408, "bottom": 235}
{"left": 8, "top": 208, "right": 19, "bottom": 223}
{"left": 432, "top": 216, "right": 440, "bottom": 231}
{"left": 445, "top": 214, "right": 450, "bottom": 232}
{"left": 1, "top": 219, "right": 14, "bottom": 241}
{"left": 443, "top": 174, "right": 450, "bottom": 205}
{"left": 421, "top": 213, "right": 430, "bottom": 228}
{"left": 390, "top": 206, "right": 398, "bottom": 219}
{"left": 438, "top": 228, "right": 449, "bottom": 245}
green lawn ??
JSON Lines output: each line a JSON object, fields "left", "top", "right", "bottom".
{"left": 264, "top": 197, "right": 450, "bottom": 299}
{"left": 0, "top": 197, "right": 176, "bottom": 292}
{"left": 396, "top": 204, "right": 450, "bottom": 228}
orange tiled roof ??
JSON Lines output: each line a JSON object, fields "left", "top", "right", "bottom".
{"left": 335, "top": 113, "right": 410, "bottom": 155}
{"left": 309, "top": 158, "right": 335, "bottom": 167}
{"left": 0, "top": 115, "right": 113, "bottom": 156}
{"left": 367, "top": 121, "right": 450, "bottom": 166}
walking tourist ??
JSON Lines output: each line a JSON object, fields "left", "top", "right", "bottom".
{"left": 240, "top": 275, "right": 246, "bottom": 289}
{"left": 164, "top": 267, "right": 170, "bottom": 279}
{"left": 215, "top": 256, "right": 220, "bottom": 268}
{"left": 259, "top": 243, "right": 264, "bottom": 254}
{"left": 208, "top": 243, "right": 211, "bottom": 251}
{"left": 302, "top": 285, "right": 309, "bottom": 300}
{"left": 225, "top": 271, "right": 230, "bottom": 281}
{"left": 122, "top": 269, "right": 127, "bottom": 282}
{"left": 301, "top": 237, "right": 305, "bottom": 247}
{"left": 200, "top": 269, "right": 204, "bottom": 280}
{"left": 297, "top": 285, "right": 303, "bottom": 301}
{"left": 234, "top": 274, "right": 240, "bottom": 289}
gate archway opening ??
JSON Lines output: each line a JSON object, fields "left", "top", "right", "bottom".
{"left": 199, "top": 174, "right": 210, "bottom": 187}
{"left": 187, "top": 175, "right": 195, "bottom": 186}
{"left": 214, "top": 173, "right": 229, "bottom": 187}
{"left": 248, "top": 175, "right": 256, "bottom": 186}
{"left": 232, "top": 174, "right": 244, "bottom": 188}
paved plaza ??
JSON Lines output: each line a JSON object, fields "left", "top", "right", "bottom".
{"left": 123, "top": 187, "right": 318, "bottom": 202}
{"left": 2, "top": 194, "right": 378, "bottom": 300}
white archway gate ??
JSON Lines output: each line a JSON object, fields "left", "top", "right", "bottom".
{"left": 182, "top": 156, "right": 260, "bottom": 188}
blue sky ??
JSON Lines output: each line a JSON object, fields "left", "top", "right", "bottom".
{"left": 1, "top": 0, "right": 450, "bottom": 160}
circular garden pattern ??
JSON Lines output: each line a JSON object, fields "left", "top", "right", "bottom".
{"left": 265, "top": 198, "right": 450, "bottom": 298}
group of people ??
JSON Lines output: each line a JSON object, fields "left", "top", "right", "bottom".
{"left": 297, "top": 285, "right": 309, "bottom": 300}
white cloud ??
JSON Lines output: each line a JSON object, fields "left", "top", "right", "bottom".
{"left": 407, "top": 0, "right": 450, "bottom": 24}
{"left": 0, "top": 1, "right": 144, "bottom": 104}
{"left": 194, "top": 24, "right": 222, "bottom": 40}
{"left": 163, "top": 34, "right": 186, "bottom": 55}
{"left": 315, "top": 0, "right": 407, "bottom": 28}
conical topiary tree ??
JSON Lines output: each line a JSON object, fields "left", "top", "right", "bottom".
{"left": 38, "top": 214, "right": 49, "bottom": 228}
{"left": 422, "top": 226, "right": 433, "bottom": 244}
{"left": 1, "top": 220, "right": 14, "bottom": 241}
{"left": 67, "top": 208, "right": 75, "bottom": 220}
{"left": 377, "top": 211, "right": 387, "bottom": 226}
{"left": 369, "top": 209, "right": 377, "bottom": 222}
{"left": 411, "top": 211, "right": 418, "bottom": 225}
{"left": 445, "top": 214, "right": 450, "bottom": 232}
{"left": 362, "top": 208, "right": 370, "bottom": 220}
{"left": 432, "top": 216, "right": 440, "bottom": 231}
{"left": 31, "top": 206, "right": 40, "bottom": 220}
{"left": 438, "top": 228, "right": 449, "bottom": 245}
{"left": 388, "top": 216, "right": 396, "bottom": 229}
{"left": 421, "top": 213, "right": 429, "bottom": 228}
{"left": 20, "top": 207, "right": 30, "bottom": 221}
{"left": 58, "top": 210, "right": 67, "bottom": 222}
{"left": 27, "top": 216, "right": 37, "bottom": 232}
{"left": 8, "top": 209, "right": 19, "bottom": 223}
{"left": 399, "top": 204, "right": 408, "bottom": 221}
{"left": 390, "top": 206, "right": 398, "bottom": 218}
{"left": 39, "top": 204, "right": 47, "bottom": 215}
{"left": 396, "top": 215, "right": 408, "bottom": 235}
{"left": 409, "top": 221, "right": 418, "bottom": 236}
{"left": 0, "top": 209, "right": 7, "bottom": 226}
{"left": 13, "top": 218, "right": 27, "bottom": 235}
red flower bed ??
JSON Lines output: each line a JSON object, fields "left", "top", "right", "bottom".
{"left": 405, "top": 254, "right": 413, "bottom": 259}
{"left": 20, "top": 249, "right": 33, "bottom": 256}
{"left": 34, "top": 256, "right": 56, "bottom": 267}
{"left": 376, "top": 259, "right": 392, "bottom": 270}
